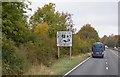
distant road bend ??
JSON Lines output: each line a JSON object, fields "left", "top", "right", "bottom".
{"left": 64, "top": 49, "right": 119, "bottom": 77}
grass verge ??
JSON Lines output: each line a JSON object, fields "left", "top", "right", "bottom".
{"left": 24, "top": 53, "right": 91, "bottom": 75}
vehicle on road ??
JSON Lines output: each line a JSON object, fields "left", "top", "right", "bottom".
{"left": 113, "top": 47, "right": 119, "bottom": 51}
{"left": 92, "top": 42, "right": 105, "bottom": 58}
{"left": 105, "top": 45, "right": 108, "bottom": 49}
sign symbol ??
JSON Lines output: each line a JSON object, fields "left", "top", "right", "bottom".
{"left": 63, "top": 39, "right": 70, "bottom": 42}
{"left": 67, "top": 35, "right": 69, "bottom": 38}
{"left": 62, "top": 34, "right": 65, "bottom": 38}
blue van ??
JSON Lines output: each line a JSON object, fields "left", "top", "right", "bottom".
{"left": 92, "top": 42, "right": 105, "bottom": 58}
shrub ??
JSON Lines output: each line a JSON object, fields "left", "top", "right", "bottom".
{"left": 2, "top": 36, "right": 29, "bottom": 75}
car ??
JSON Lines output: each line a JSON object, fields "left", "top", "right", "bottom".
{"left": 105, "top": 45, "right": 108, "bottom": 49}
{"left": 113, "top": 47, "right": 117, "bottom": 50}
{"left": 92, "top": 42, "right": 105, "bottom": 58}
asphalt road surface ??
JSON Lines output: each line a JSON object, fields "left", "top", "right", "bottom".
{"left": 65, "top": 49, "right": 119, "bottom": 77}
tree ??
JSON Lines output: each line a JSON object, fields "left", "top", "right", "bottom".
{"left": 2, "top": 2, "right": 31, "bottom": 45}
{"left": 107, "top": 38, "right": 115, "bottom": 47}
{"left": 77, "top": 24, "right": 99, "bottom": 42}
{"left": 117, "top": 35, "right": 120, "bottom": 47}
{"left": 100, "top": 35, "right": 108, "bottom": 44}
{"left": 62, "top": 12, "right": 75, "bottom": 33}
{"left": 34, "top": 23, "right": 48, "bottom": 37}
{"left": 101, "top": 35, "right": 120, "bottom": 47}
{"left": 72, "top": 34, "right": 90, "bottom": 54}
{"left": 2, "top": 1, "right": 31, "bottom": 74}
{"left": 30, "top": 3, "right": 75, "bottom": 37}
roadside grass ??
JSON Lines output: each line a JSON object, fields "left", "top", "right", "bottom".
{"left": 24, "top": 53, "right": 91, "bottom": 75}
{"left": 0, "top": 65, "right": 1, "bottom": 76}
{"left": 0, "top": 59, "right": 1, "bottom": 76}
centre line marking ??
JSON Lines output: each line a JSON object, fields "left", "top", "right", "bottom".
{"left": 106, "top": 67, "right": 109, "bottom": 70}
{"left": 106, "top": 62, "right": 108, "bottom": 64}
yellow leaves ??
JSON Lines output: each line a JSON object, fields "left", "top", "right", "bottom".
{"left": 34, "top": 23, "right": 48, "bottom": 37}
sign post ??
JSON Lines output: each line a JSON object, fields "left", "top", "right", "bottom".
{"left": 57, "top": 31, "right": 72, "bottom": 59}
{"left": 58, "top": 47, "right": 60, "bottom": 58}
{"left": 70, "top": 46, "right": 72, "bottom": 59}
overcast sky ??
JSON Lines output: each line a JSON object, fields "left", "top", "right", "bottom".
{"left": 27, "top": 0, "right": 119, "bottom": 38}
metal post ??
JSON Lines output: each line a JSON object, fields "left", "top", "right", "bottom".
{"left": 58, "top": 47, "right": 60, "bottom": 59}
{"left": 70, "top": 46, "right": 71, "bottom": 59}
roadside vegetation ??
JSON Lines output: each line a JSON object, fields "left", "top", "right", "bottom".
{"left": 2, "top": 1, "right": 108, "bottom": 75}
{"left": 25, "top": 53, "right": 90, "bottom": 75}
{"left": 101, "top": 35, "right": 120, "bottom": 48}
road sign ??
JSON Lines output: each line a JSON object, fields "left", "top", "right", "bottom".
{"left": 57, "top": 31, "right": 72, "bottom": 46}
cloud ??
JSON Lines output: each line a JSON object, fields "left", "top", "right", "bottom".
{"left": 27, "top": 1, "right": 118, "bottom": 37}
{"left": 55, "top": 2, "right": 118, "bottom": 37}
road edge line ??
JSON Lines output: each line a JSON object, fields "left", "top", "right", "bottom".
{"left": 62, "top": 56, "right": 91, "bottom": 77}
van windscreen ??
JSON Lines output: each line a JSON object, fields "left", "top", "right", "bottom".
{"left": 93, "top": 44, "right": 102, "bottom": 48}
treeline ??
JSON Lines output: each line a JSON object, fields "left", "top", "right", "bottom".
{"left": 2, "top": 1, "right": 99, "bottom": 75}
{"left": 101, "top": 35, "right": 120, "bottom": 47}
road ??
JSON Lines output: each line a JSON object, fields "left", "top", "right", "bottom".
{"left": 64, "top": 49, "right": 119, "bottom": 77}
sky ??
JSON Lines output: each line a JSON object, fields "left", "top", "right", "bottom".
{"left": 27, "top": 0, "right": 119, "bottom": 38}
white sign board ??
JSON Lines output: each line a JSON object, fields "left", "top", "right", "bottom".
{"left": 57, "top": 31, "right": 72, "bottom": 46}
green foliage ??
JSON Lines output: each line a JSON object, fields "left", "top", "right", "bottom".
{"left": 29, "top": 3, "right": 75, "bottom": 64}
{"left": 107, "top": 39, "right": 115, "bottom": 47}
{"left": 2, "top": 2, "right": 31, "bottom": 75}
{"left": 72, "top": 35, "right": 82, "bottom": 54}
{"left": 2, "top": 1, "right": 100, "bottom": 75}
{"left": 101, "top": 35, "right": 120, "bottom": 47}
{"left": 77, "top": 24, "right": 99, "bottom": 42}
{"left": 29, "top": 37, "right": 55, "bottom": 65}
{"left": 72, "top": 34, "right": 91, "bottom": 54}
{"left": 30, "top": 3, "right": 67, "bottom": 37}
{"left": 2, "top": 2, "right": 30, "bottom": 45}
{"left": 2, "top": 35, "right": 29, "bottom": 75}
{"left": 35, "top": 39, "right": 55, "bottom": 65}
{"left": 76, "top": 24, "right": 100, "bottom": 53}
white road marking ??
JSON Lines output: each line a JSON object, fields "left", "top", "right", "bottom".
{"left": 63, "top": 57, "right": 91, "bottom": 77}
{"left": 105, "top": 59, "right": 107, "bottom": 62}
{"left": 106, "top": 62, "right": 108, "bottom": 65}
{"left": 106, "top": 67, "right": 109, "bottom": 70}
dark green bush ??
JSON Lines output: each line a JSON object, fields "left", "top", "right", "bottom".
{"left": 2, "top": 36, "right": 29, "bottom": 75}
